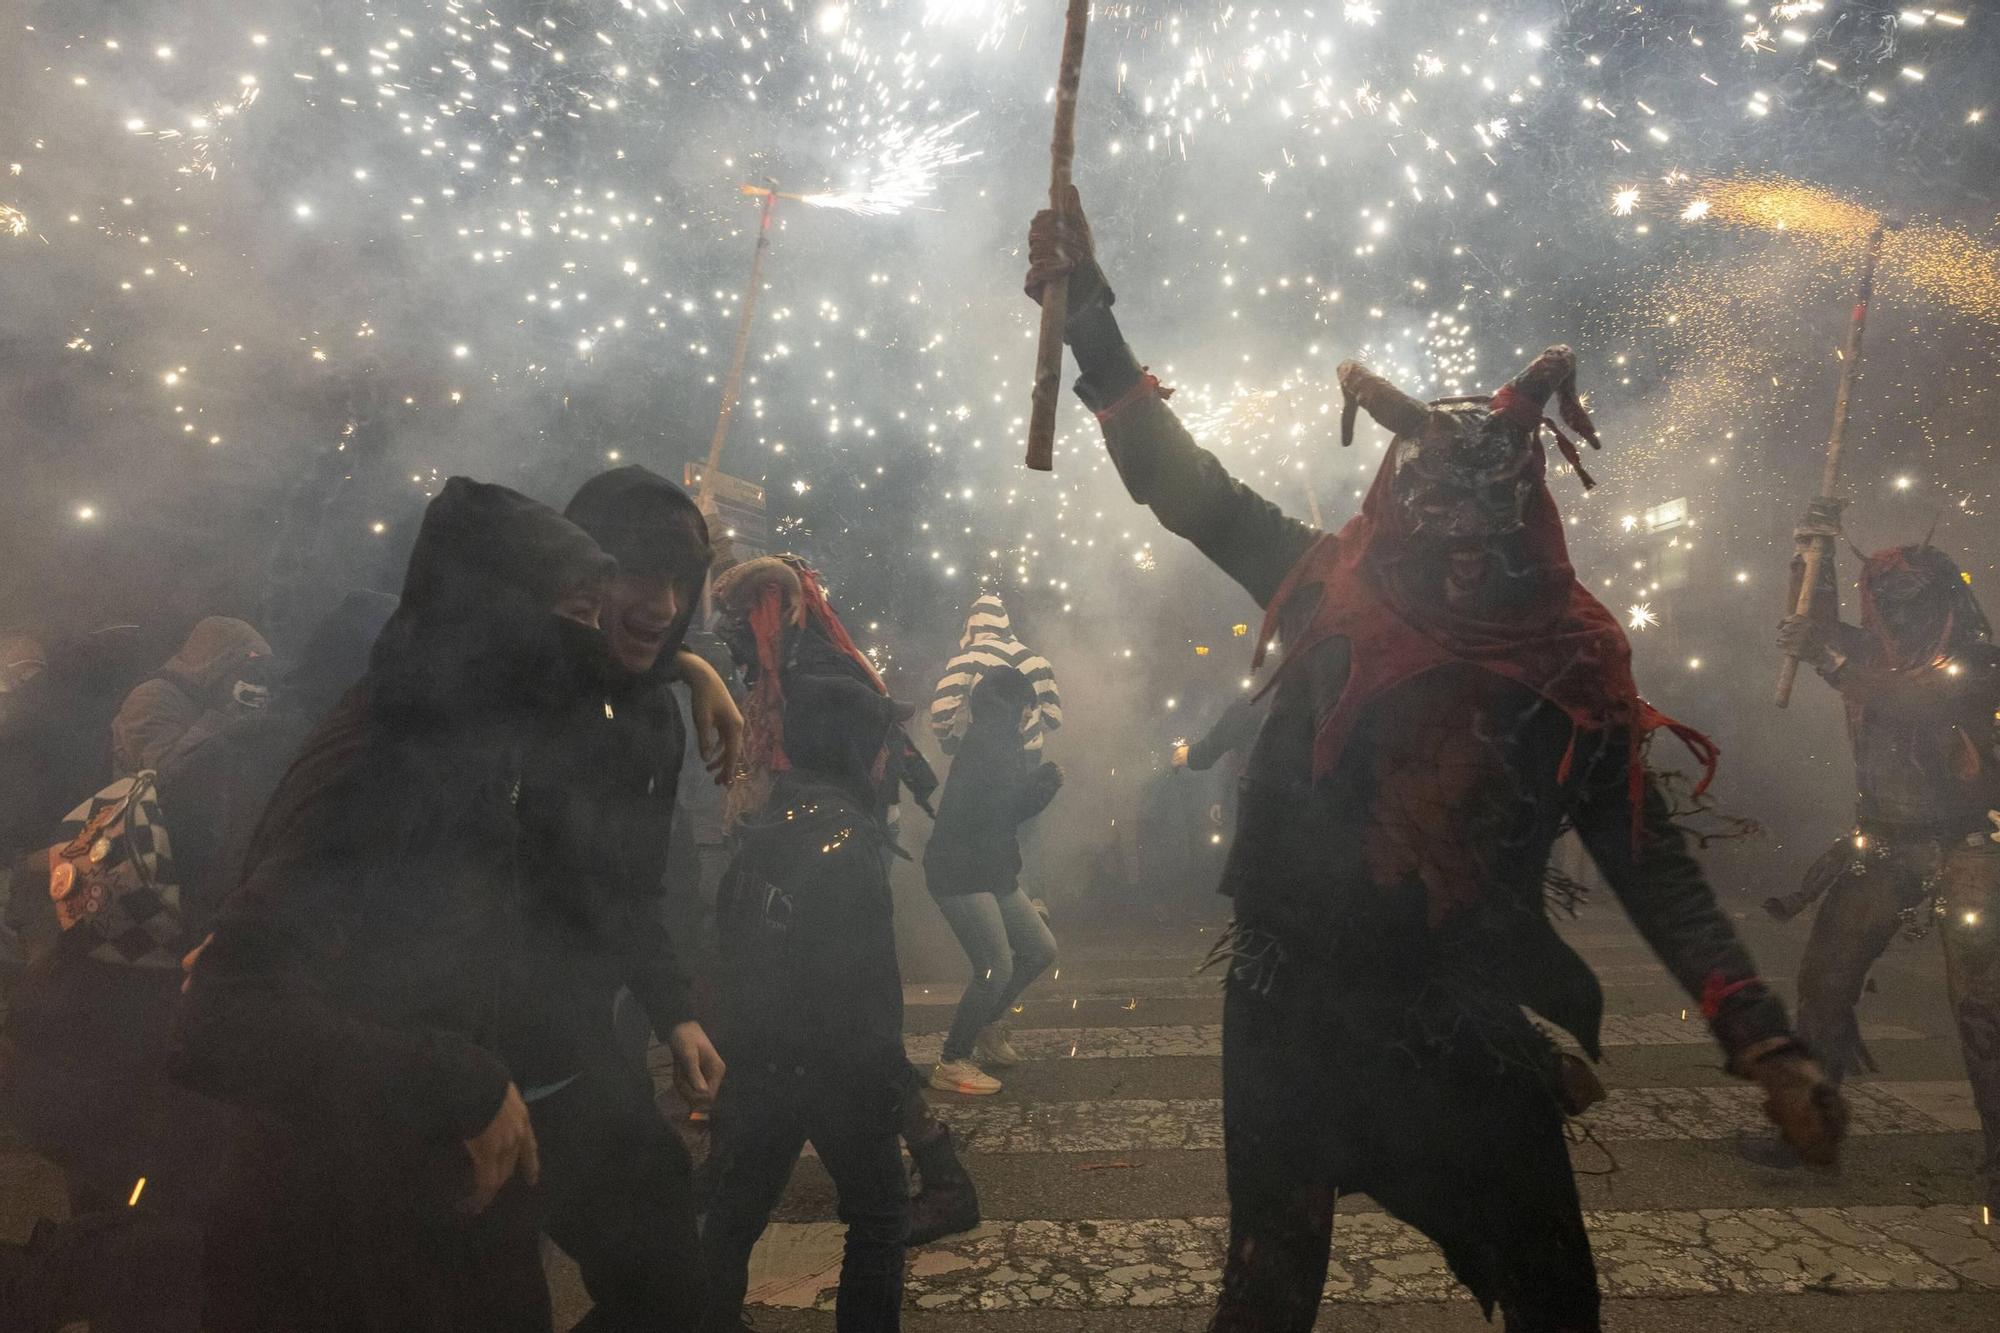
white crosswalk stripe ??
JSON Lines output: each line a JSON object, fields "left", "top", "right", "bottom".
{"left": 733, "top": 917, "right": 1998, "bottom": 1322}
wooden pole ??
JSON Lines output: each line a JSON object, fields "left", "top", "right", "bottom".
{"left": 1775, "top": 220, "right": 1888, "bottom": 707}
{"left": 1025, "top": 0, "right": 1091, "bottom": 473}
{"left": 700, "top": 186, "right": 780, "bottom": 511}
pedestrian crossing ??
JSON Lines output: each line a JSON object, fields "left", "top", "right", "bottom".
{"left": 712, "top": 907, "right": 1998, "bottom": 1328}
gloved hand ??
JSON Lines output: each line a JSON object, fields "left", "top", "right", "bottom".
{"left": 1748, "top": 1046, "right": 1847, "bottom": 1167}
{"left": 1025, "top": 184, "right": 1114, "bottom": 316}
{"left": 1794, "top": 496, "right": 1847, "bottom": 544}
{"left": 1776, "top": 613, "right": 1835, "bottom": 673}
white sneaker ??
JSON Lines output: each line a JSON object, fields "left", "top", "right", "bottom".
{"left": 973, "top": 1023, "right": 1024, "bottom": 1067}
{"left": 930, "top": 1059, "right": 1002, "bottom": 1096}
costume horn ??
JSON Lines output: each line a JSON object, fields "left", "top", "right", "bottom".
{"left": 1493, "top": 344, "right": 1599, "bottom": 451}
{"left": 1488, "top": 343, "right": 1602, "bottom": 489}
{"left": 1336, "top": 360, "right": 1433, "bottom": 447}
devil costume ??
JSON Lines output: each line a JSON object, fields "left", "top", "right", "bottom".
{"left": 1771, "top": 531, "right": 2000, "bottom": 1203}
{"left": 1032, "top": 230, "right": 1821, "bottom": 1329}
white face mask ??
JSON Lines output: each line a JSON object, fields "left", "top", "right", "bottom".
{"left": 231, "top": 679, "right": 273, "bottom": 710}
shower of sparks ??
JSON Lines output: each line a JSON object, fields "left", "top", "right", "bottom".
{"left": 1680, "top": 198, "right": 1711, "bottom": 222}
{"left": 0, "top": 204, "right": 26, "bottom": 237}
{"left": 1628, "top": 603, "right": 1660, "bottom": 632}
{"left": 797, "top": 115, "right": 981, "bottom": 217}
{"left": 1612, "top": 187, "right": 1642, "bottom": 217}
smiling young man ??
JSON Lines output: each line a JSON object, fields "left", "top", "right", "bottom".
{"left": 487, "top": 465, "right": 741, "bottom": 1331}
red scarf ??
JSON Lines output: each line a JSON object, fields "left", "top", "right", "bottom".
{"left": 1252, "top": 429, "right": 1716, "bottom": 832}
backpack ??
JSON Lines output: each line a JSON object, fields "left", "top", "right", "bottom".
{"left": 42, "top": 771, "right": 182, "bottom": 969}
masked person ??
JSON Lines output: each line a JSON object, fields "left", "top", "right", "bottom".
{"left": 1753, "top": 513, "right": 2000, "bottom": 1207}
{"left": 1024, "top": 195, "right": 1847, "bottom": 1333}
{"left": 503, "top": 465, "right": 735, "bottom": 1332}
{"left": 173, "top": 479, "right": 616, "bottom": 1333}
{"left": 0, "top": 592, "right": 396, "bottom": 1333}
{"left": 110, "top": 617, "right": 274, "bottom": 778}
{"left": 923, "top": 666, "right": 1063, "bottom": 1096}
{"left": 702, "top": 556, "right": 959, "bottom": 1329}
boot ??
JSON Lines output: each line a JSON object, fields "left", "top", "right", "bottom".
{"left": 906, "top": 1124, "right": 981, "bottom": 1245}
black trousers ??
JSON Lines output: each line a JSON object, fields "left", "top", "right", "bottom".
{"left": 1209, "top": 978, "right": 1600, "bottom": 1333}
{"left": 699, "top": 1058, "right": 908, "bottom": 1333}
{"left": 532, "top": 1055, "right": 707, "bottom": 1332}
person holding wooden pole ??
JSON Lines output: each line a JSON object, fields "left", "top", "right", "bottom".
{"left": 1021, "top": 193, "right": 1846, "bottom": 1331}
{"left": 1745, "top": 524, "right": 2000, "bottom": 1207}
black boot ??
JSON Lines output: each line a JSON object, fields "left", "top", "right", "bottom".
{"left": 906, "top": 1124, "right": 981, "bottom": 1245}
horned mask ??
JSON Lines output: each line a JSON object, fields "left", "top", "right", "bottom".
{"left": 1336, "top": 345, "right": 1601, "bottom": 544}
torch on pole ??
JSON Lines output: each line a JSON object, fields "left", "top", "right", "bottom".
{"left": 699, "top": 184, "right": 783, "bottom": 513}
{"left": 1025, "top": 0, "right": 1092, "bottom": 474}
{"left": 1775, "top": 219, "right": 1895, "bottom": 707}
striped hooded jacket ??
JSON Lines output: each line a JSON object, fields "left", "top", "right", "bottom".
{"left": 929, "top": 592, "right": 1062, "bottom": 755}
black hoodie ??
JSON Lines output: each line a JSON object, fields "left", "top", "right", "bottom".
{"left": 172, "top": 479, "right": 609, "bottom": 1333}
{"left": 494, "top": 468, "right": 714, "bottom": 1085}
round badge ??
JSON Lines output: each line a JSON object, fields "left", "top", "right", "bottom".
{"left": 89, "top": 837, "right": 112, "bottom": 864}
{"left": 49, "top": 861, "right": 75, "bottom": 900}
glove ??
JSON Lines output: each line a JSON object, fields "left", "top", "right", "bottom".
{"left": 1794, "top": 496, "right": 1847, "bottom": 544}
{"left": 1776, "top": 613, "right": 1835, "bottom": 672}
{"left": 1025, "top": 184, "right": 1114, "bottom": 317}
{"left": 1748, "top": 1047, "right": 1847, "bottom": 1167}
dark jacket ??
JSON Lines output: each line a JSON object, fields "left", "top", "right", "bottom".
{"left": 171, "top": 479, "right": 611, "bottom": 1333}
{"left": 493, "top": 468, "right": 712, "bottom": 1087}
{"left": 718, "top": 667, "right": 908, "bottom": 1077}
{"left": 1187, "top": 696, "right": 1265, "bottom": 773}
{"left": 1063, "top": 301, "right": 1790, "bottom": 1065}
{"left": 924, "top": 678, "right": 1061, "bottom": 899}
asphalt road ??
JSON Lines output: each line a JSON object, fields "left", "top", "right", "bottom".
{"left": 4, "top": 880, "right": 1993, "bottom": 1331}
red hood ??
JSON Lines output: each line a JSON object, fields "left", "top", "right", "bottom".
{"left": 1253, "top": 416, "right": 1715, "bottom": 826}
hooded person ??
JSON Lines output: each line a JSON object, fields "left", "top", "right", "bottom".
{"left": 0, "top": 590, "right": 397, "bottom": 1333}
{"left": 1753, "top": 519, "right": 2000, "bottom": 1200}
{"left": 698, "top": 555, "right": 945, "bottom": 1329}
{"left": 494, "top": 464, "right": 733, "bottom": 1332}
{"left": 922, "top": 666, "right": 1063, "bottom": 1096}
{"left": 110, "top": 617, "right": 274, "bottom": 778}
{"left": 1024, "top": 195, "right": 1846, "bottom": 1333}
{"left": 172, "top": 479, "right": 617, "bottom": 1333}
{"left": 928, "top": 592, "right": 1062, "bottom": 756}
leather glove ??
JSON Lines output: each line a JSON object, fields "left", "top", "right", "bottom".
{"left": 1748, "top": 1047, "right": 1847, "bottom": 1167}
{"left": 1794, "top": 496, "right": 1846, "bottom": 544}
{"left": 1025, "top": 184, "right": 1114, "bottom": 317}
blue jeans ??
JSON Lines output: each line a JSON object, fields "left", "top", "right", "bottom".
{"left": 933, "top": 888, "right": 1059, "bottom": 1062}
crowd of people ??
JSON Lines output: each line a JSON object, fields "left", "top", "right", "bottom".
{"left": 0, "top": 196, "right": 1990, "bottom": 1333}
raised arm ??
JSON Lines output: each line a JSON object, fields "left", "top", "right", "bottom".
{"left": 1779, "top": 498, "right": 1869, "bottom": 683}
{"left": 1027, "top": 192, "right": 1316, "bottom": 608}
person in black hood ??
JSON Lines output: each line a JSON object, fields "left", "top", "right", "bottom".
{"left": 701, "top": 556, "right": 914, "bottom": 1332}
{"left": 173, "top": 479, "right": 614, "bottom": 1333}
{"left": 504, "top": 465, "right": 736, "bottom": 1332}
